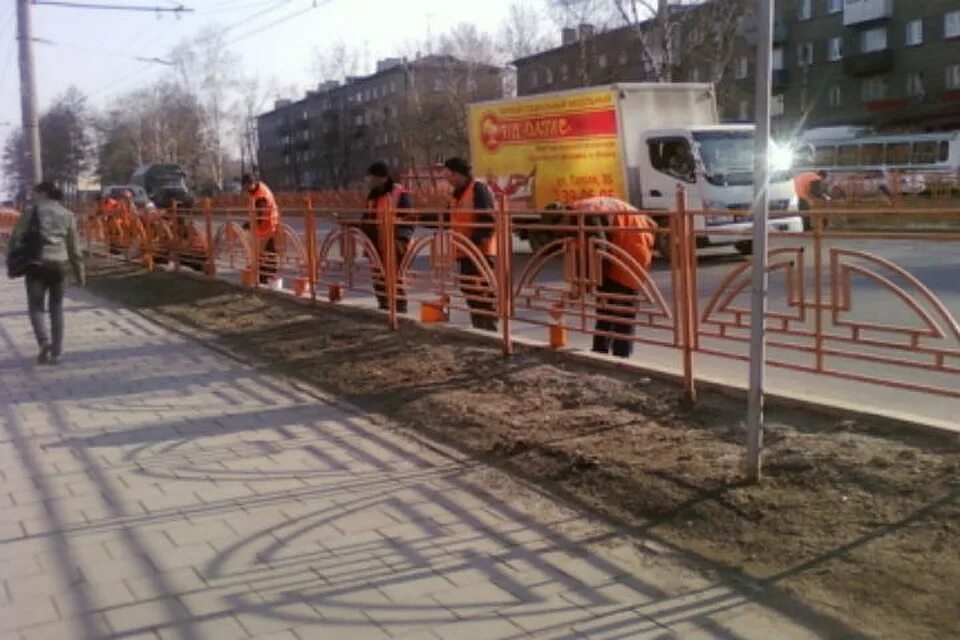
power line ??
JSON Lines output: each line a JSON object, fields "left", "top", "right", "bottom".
{"left": 32, "top": 35, "right": 174, "bottom": 64}
{"left": 30, "top": 1, "right": 193, "bottom": 13}
{"left": 225, "top": 1, "right": 326, "bottom": 46}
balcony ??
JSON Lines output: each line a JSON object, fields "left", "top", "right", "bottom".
{"left": 742, "top": 19, "right": 788, "bottom": 45}
{"left": 772, "top": 69, "right": 790, "bottom": 90}
{"left": 843, "top": 49, "right": 894, "bottom": 76}
{"left": 843, "top": 0, "right": 893, "bottom": 26}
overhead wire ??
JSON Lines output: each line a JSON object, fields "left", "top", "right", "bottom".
{"left": 224, "top": 0, "right": 326, "bottom": 46}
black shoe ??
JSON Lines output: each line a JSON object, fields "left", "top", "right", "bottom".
{"left": 49, "top": 353, "right": 62, "bottom": 365}
{"left": 37, "top": 345, "right": 51, "bottom": 365}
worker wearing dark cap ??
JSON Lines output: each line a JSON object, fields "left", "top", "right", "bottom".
{"left": 364, "top": 161, "right": 413, "bottom": 313}
{"left": 443, "top": 156, "right": 498, "bottom": 332}
{"left": 241, "top": 173, "right": 280, "bottom": 287}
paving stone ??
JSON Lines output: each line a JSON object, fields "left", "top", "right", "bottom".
{"left": 0, "top": 280, "right": 825, "bottom": 640}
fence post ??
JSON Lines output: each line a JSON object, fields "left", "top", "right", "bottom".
{"left": 171, "top": 201, "right": 180, "bottom": 272}
{"left": 677, "top": 186, "right": 697, "bottom": 405}
{"left": 203, "top": 198, "right": 216, "bottom": 277}
{"left": 305, "top": 198, "right": 318, "bottom": 304}
{"left": 247, "top": 205, "right": 259, "bottom": 289}
{"left": 384, "top": 199, "right": 399, "bottom": 331}
{"left": 497, "top": 193, "right": 514, "bottom": 356}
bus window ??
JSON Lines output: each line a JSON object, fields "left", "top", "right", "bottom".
{"left": 838, "top": 145, "right": 859, "bottom": 166}
{"left": 861, "top": 143, "right": 883, "bottom": 165}
{"left": 885, "top": 142, "right": 910, "bottom": 165}
{"left": 814, "top": 146, "right": 836, "bottom": 166}
{"left": 912, "top": 141, "right": 939, "bottom": 164}
{"left": 939, "top": 141, "right": 949, "bottom": 162}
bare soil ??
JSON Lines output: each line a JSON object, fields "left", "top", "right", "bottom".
{"left": 87, "top": 261, "right": 960, "bottom": 640}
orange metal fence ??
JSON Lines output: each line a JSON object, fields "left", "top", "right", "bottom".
{"left": 4, "top": 198, "right": 959, "bottom": 407}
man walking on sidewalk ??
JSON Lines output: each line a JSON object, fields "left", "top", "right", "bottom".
{"left": 7, "top": 182, "right": 86, "bottom": 364}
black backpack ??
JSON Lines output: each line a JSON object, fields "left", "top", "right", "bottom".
{"left": 6, "top": 208, "right": 44, "bottom": 279}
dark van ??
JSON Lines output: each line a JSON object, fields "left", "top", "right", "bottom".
{"left": 130, "top": 164, "right": 195, "bottom": 209}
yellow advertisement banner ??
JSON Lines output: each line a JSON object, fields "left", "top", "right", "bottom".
{"left": 468, "top": 89, "right": 627, "bottom": 210}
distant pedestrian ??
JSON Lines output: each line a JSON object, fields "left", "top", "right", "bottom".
{"left": 363, "top": 161, "right": 413, "bottom": 314}
{"left": 443, "top": 157, "right": 498, "bottom": 332}
{"left": 241, "top": 173, "right": 280, "bottom": 288}
{"left": 6, "top": 182, "right": 86, "bottom": 365}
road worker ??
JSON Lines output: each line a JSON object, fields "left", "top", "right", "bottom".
{"left": 443, "top": 156, "right": 498, "bottom": 332}
{"left": 241, "top": 173, "right": 280, "bottom": 287}
{"left": 548, "top": 197, "right": 655, "bottom": 359}
{"left": 794, "top": 170, "right": 830, "bottom": 230}
{"left": 364, "top": 161, "right": 413, "bottom": 314}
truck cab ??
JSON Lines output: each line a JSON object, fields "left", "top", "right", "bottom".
{"left": 637, "top": 125, "right": 802, "bottom": 255}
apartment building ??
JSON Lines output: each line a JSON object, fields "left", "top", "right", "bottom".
{"left": 257, "top": 55, "right": 502, "bottom": 189}
{"left": 770, "top": 0, "right": 960, "bottom": 134}
{"left": 514, "top": 0, "right": 960, "bottom": 135}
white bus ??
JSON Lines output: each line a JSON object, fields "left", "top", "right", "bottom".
{"left": 796, "top": 130, "right": 960, "bottom": 200}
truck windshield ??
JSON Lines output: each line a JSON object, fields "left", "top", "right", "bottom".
{"left": 693, "top": 131, "right": 791, "bottom": 185}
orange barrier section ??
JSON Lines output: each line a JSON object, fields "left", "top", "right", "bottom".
{"left": 2, "top": 197, "right": 958, "bottom": 405}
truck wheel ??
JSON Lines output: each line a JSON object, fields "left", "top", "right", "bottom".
{"left": 735, "top": 241, "right": 753, "bottom": 256}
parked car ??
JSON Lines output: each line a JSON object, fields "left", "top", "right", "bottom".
{"left": 131, "top": 164, "right": 195, "bottom": 209}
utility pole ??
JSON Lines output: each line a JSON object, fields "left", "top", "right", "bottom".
{"left": 17, "top": 0, "right": 42, "bottom": 188}
{"left": 746, "top": 0, "right": 773, "bottom": 483}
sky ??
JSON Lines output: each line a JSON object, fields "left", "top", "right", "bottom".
{"left": 0, "top": 0, "right": 522, "bottom": 147}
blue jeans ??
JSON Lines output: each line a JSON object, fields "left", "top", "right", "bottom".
{"left": 25, "top": 262, "right": 66, "bottom": 356}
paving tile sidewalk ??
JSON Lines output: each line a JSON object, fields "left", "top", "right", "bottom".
{"left": 0, "top": 278, "right": 834, "bottom": 640}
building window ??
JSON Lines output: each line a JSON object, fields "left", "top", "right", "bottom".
{"left": 544, "top": 67, "right": 554, "bottom": 85}
{"left": 797, "top": 0, "right": 812, "bottom": 21}
{"left": 466, "top": 77, "right": 477, "bottom": 92}
{"left": 947, "top": 64, "right": 960, "bottom": 90}
{"left": 828, "top": 37, "right": 843, "bottom": 61}
{"left": 529, "top": 70, "right": 538, "bottom": 88}
{"left": 772, "top": 48, "right": 784, "bottom": 71}
{"left": 560, "top": 63, "right": 569, "bottom": 81}
{"left": 946, "top": 11, "right": 960, "bottom": 39}
{"left": 861, "top": 27, "right": 888, "bottom": 53}
{"left": 689, "top": 67, "right": 701, "bottom": 82}
{"left": 433, "top": 78, "right": 444, "bottom": 92}
{"left": 860, "top": 76, "right": 888, "bottom": 102}
{"left": 906, "top": 72, "right": 925, "bottom": 97}
{"left": 738, "top": 100, "right": 750, "bottom": 121}
{"left": 797, "top": 42, "right": 814, "bottom": 66}
{"left": 906, "top": 19, "right": 924, "bottom": 46}
{"left": 618, "top": 51, "right": 628, "bottom": 65}
{"left": 771, "top": 94, "right": 785, "bottom": 117}
{"left": 597, "top": 54, "right": 608, "bottom": 69}
{"left": 828, "top": 85, "right": 842, "bottom": 107}
{"left": 827, "top": 0, "right": 842, "bottom": 15}
{"left": 735, "top": 56, "right": 749, "bottom": 79}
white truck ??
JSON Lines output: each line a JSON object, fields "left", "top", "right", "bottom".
{"left": 467, "top": 83, "right": 802, "bottom": 256}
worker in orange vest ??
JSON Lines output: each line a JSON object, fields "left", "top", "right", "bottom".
{"left": 241, "top": 173, "right": 280, "bottom": 286}
{"left": 443, "top": 157, "right": 498, "bottom": 332}
{"left": 364, "top": 161, "right": 413, "bottom": 314}
{"left": 549, "top": 197, "right": 656, "bottom": 358}
{"left": 794, "top": 170, "right": 829, "bottom": 230}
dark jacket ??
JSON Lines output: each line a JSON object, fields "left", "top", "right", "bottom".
{"left": 363, "top": 180, "right": 414, "bottom": 248}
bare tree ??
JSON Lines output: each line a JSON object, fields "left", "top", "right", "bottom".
{"left": 170, "top": 27, "right": 241, "bottom": 191}
{"left": 612, "top": 0, "right": 750, "bottom": 83}
{"left": 311, "top": 40, "right": 363, "bottom": 83}
{"left": 498, "top": 1, "right": 557, "bottom": 61}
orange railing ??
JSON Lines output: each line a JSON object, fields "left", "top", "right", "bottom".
{"left": 4, "top": 196, "right": 958, "bottom": 424}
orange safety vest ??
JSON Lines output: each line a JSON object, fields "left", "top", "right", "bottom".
{"left": 100, "top": 197, "right": 121, "bottom": 218}
{"left": 365, "top": 184, "right": 409, "bottom": 255}
{"left": 573, "top": 197, "right": 655, "bottom": 289}
{"left": 794, "top": 172, "right": 822, "bottom": 205}
{"left": 450, "top": 180, "right": 496, "bottom": 258}
{"left": 248, "top": 182, "right": 279, "bottom": 239}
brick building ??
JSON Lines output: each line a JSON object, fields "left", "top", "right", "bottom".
{"left": 257, "top": 55, "right": 503, "bottom": 189}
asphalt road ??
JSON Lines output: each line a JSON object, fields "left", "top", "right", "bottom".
{"left": 200, "top": 216, "right": 960, "bottom": 431}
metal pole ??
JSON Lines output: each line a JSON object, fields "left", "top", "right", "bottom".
{"left": 746, "top": 0, "right": 773, "bottom": 483}
{"left": 16, "top": 0, "right": 42, "bottom": 188}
